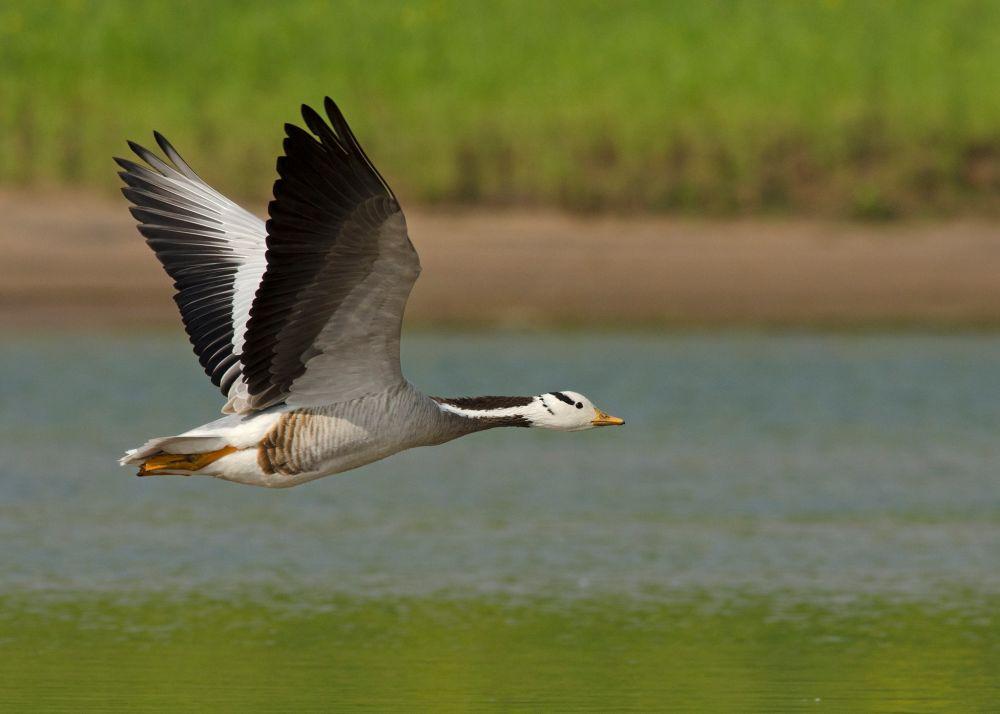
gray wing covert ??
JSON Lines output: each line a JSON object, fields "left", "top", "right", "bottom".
{"left": 226, "top": 98, "right": 420, "bottom": 414}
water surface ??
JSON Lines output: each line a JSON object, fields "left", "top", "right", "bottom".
{"left": 1, "top": 332, "right": 997, "bottom": 710}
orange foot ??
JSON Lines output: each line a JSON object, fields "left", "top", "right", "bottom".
{"left": 138, "top": 445, "right": 237, "bottom": 476}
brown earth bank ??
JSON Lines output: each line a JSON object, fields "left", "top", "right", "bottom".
{"left": 3, "top": 191, "right": 1000, "bottom": 331}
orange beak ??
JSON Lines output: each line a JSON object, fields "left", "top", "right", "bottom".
{"left": 591, "top": 408, "right": 625, "bottom": 426}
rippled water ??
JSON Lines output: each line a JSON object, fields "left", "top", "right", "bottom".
{"left": 1, "top": 332, "right": 998, "bottom": 710}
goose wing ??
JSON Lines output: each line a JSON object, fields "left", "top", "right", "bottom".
{"left": 116, "top": 135, "right": 267, "bottom": 395}
{"left": 224, "top": 98, "right": 420, "bottom": 414}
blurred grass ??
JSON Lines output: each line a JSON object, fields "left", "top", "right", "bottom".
{"left": 1, "top": 0, "right": 999, "bottom": 217}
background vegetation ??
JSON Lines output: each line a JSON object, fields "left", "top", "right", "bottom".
{"left": 2, "top": 0, "right": 999, "bottom": 217}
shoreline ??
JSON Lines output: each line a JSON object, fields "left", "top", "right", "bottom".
{"left": 4, "top": 191, "right": 1000, "bottom": 330}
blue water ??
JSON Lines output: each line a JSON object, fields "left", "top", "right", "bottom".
{"left": 1, "top": 330, "right": 997, "bottom": 599}
{"left": 1, "top": 331, "right": 998, "bottom": 711}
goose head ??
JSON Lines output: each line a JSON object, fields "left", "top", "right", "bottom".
{"left": 533, "top": 391, "right": 624, "bottom": 431}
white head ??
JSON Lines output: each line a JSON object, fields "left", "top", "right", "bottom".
{"left": 530, "top": 391, "right": 625, "bottom": 431}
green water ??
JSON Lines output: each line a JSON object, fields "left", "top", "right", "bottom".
{"left": 1, "top": 332, "right": 998, "bottom": 710}
{"left": 2, "top": 594, "right": 995, "bottom": 711}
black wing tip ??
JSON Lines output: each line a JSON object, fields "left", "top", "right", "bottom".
{"left": 153, "top": 130, "right": 174, "bottom": 154}
{"left": 127, "top": 139, "right": 163, "bottom": 165}
{"left": 116, "top": 147, "right": 147, "bottom": 170}
{"left": 114, "top": 156, "right": 143, "bottom": 173}
{"left": 124, "top": 138, "right": 172, "bottom": 174}
{"left": 300, "top": 104, "right": 316, "bottom": 121}
{"left": 323, "top": 96, "right": 342, "bottom": 121}
{"left": 298, "top": 97, "right": 346, "bottom": 127}
{"left": 323, "top": 98, "right": 350, "bottom": 139}
{"left": 127, "top": 205, "right": 148, "bottom": 222}
{"left": 292, "top": 97, "right": 352, "bottom": 141}
{"left": 296, "top": 96, "right": 342, "bottom": 125}
{"left": 300, "top": 103, "right": 331, "bottom": 134}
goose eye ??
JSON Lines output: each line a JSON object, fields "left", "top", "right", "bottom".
{"left": 576, "top": 402, "right": 583, "bottom": 409}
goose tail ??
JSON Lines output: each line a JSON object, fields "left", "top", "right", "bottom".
{"left": 120, "top": 435, "right": 236, "bottom": 476}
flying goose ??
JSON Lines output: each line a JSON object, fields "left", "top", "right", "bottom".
{"left": 118, "top": 98, "right": 623, "bottom": 488}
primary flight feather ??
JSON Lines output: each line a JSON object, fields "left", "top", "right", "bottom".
{"left": 118, "top": 98, "right": 623, "bottom": 488}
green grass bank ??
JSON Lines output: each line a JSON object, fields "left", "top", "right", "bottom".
{"left": 2, "top": 0, "right": 999, "bottom": 216}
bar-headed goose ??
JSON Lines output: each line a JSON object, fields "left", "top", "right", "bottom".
{"left": 118, "top": 98, "right": 623, "bottom": 488}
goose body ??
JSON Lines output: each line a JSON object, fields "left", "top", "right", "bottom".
{"left": 118, "top": 98, "right": 622, "bottom": 488}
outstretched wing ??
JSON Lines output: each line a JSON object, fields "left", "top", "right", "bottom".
{"left": 225, "top": 98, "right": 421, "bottom": 414}
{"left": 116, "top": 135, "right": 267, "bottom": 395}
